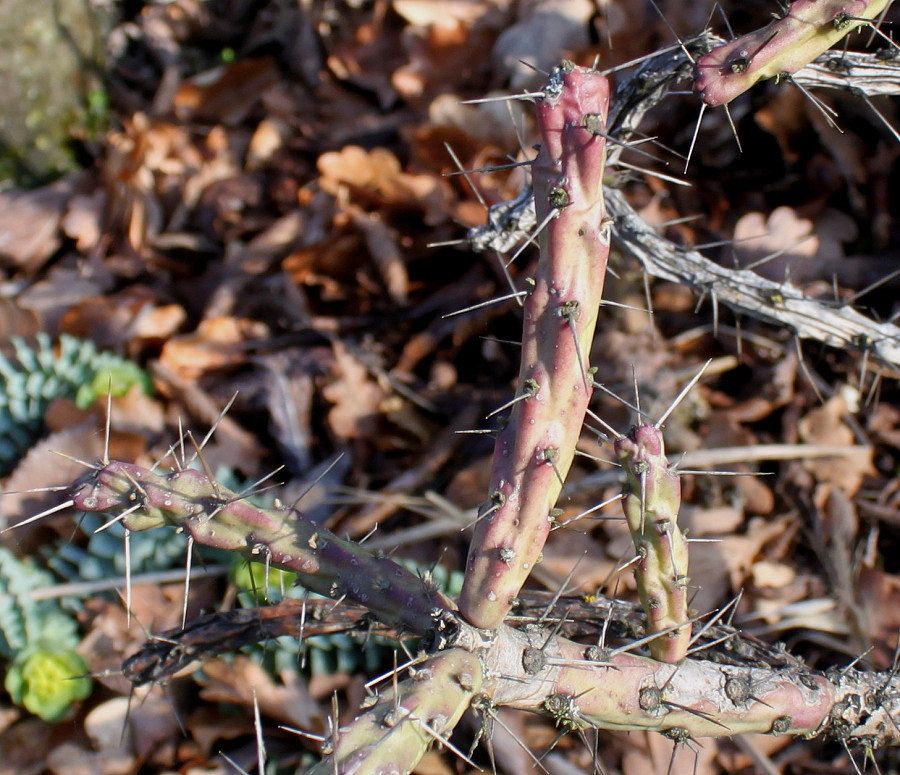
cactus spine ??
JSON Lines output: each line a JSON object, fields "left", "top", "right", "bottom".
{"left": 458, "top": 62, "right": 611, "bottom": 630}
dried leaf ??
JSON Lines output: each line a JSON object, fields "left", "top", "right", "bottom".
{"left": 61, "top": 190, "right": 108, "bottom": 253}
{"left": 321, "top": 342, "right": 386, "bottom": 441}
{"left": 173, "top": 58, "right": 280, "bottom": 124}
{"left": 158, "top": 317, "right": 268, "bottom": 381}
{"left": 198, "top": 657, "right": 325, "bottom": 731}
{"left": 0, "top": 175, "right": 81, "bottom": 272}
{"left": 798, "top": 392, "right": 873, "bottom": 495}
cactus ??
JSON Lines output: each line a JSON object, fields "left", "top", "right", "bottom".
{"left": 458, "top": 61, "right": 611, "bottom": 630}
{"left": 71, "top": 461, "right": 453, "bottom": 635}
{"left": 615, "top": 424, "right": 691, "bottom": 663}
{"left": 695, "top": 0, "right": 891, "bottom": 105}
{"left": 0, "top": 333, "right": 152, "bottom": 475}
{"left": 15, "top": 29, "right": 900, "bottom": 774}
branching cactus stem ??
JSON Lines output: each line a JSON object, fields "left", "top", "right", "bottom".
{"left": 308, "top": 648, "right": 483, "bottom": 775}
{"left": 459, "top": 62, "right": 611, "bottom": 629}
{"left": 695, "top": 0, "right": 892, "bottom": 106}
{"left": 615, "top": 425, "right": 691, "bottom": 663}
{"left": 71, "top": 462, "right": 453, "bottom": 634}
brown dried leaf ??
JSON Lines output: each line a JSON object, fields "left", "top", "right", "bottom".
{"left": 0, "top": 298, "right": 40, "bottom": 340}
{"left": 321, "top": 342, "right": 386, "bottom": 441}
{"left": 60, "top": 286, "right": 184, "bottom": 349}
{"left": 61, "top": 190, "right": 108, "bottom": 253}
{"left": 733, "top": 206, "right": 818, "bottom": 282}
{"left": 198, "top": 657, "right": 324, "bottom": 731}
{"left": 317, "top": 145, "right": 448, "bottom": 223}
{"left": 346, "top": 204, "right": 409, "bottom": 304}
{"left": 158, "top": 316, "right": 268, "bottom": 381}
{"left": 173, "top": 58, "right": 280, "bottom": 124}
{"left": 797, "top": 392, "right": 873, "bottom": 495}
{"left": 0, "top": 175, "right": 81, "bottom": 273}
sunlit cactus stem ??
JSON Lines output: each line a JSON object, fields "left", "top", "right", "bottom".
{"left": 615, "top": 424, "right": 691, "bottom": 663}
{"left": 308, "top": 647, "right": 483, "bottom": 775}
{"left": 695, "top": 0, "right": 891, "bottom": 106}
{"left": 71, "top": 461, "right": 452, "bottom": 635}
{"left": 459, "top": 61, "right": 611, "bottom": 630}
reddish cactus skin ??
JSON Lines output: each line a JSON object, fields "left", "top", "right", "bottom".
{"left": 695, "top": 0, "right": 890, "bottom": 106}
{"left": 71, "top": 462, "right": 452, "bottom": 634}
{"left": 459, "top": 63, "right": 611, "bottom": 630}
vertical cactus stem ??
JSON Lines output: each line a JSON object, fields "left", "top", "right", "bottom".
{"left": 615, "top": 425, "right": 691, "bottom": 663}
{"left": 695, "top": 0, "right": 891, "bottom": 106}
{"left": 308, "top": 648, "right": 483, "bottom": 775}
{"left": 459, "top": 62, "right": 611, "bottom": 630}
{"left": 71, "top": 461, "right": 453, "bottom": 635}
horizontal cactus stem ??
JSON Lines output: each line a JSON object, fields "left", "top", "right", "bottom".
{"left": 476, "top": 622, "right": 836, "bottom": 739}
{"left": 695, "top": 0, "right": 891, "bottom": 106}
{"left": 72, "top": 462, "right": 451, "bottom": 634}
{"left": 459, "top": 63, "right": 611, "bottom": 630}
{"left": 547, "top": 642, "right": 834, "bottom": 737}
{"left": 308, "top": 648, "right": 483, "bottom": 775}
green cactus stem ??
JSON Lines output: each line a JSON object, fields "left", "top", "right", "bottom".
{"left": 70, "top": 461, "right": 453, "bottom": 635}
{"left": 459, "top": 62, "right": 611, "bottom": 630}
{"left": 308, "top": 648, "right": 483, "bottom": 775}
{"left": 695, "top": 0, "right": 891, "bottom": 106}
{"left": 614, "top": 424, "right": 691, "bottom": 663}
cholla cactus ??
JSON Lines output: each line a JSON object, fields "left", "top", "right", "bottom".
{"left": 24, "top": 51, "right": 900, "bottom": 775}
{"left": 615, "top": 424, "right": 691, "bottom": 663}
{"left": 695, "top": 0, "right": 891, "bottom": 105}
{"left": 458, "top": 61, "right": 611, "bottom": 630}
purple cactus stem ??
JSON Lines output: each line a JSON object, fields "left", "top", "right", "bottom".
{"left": 72, "top": 461, "right": 453, "bottom": 635}
{"left": 459, "top": 62, "right": 611, "bottom": 630}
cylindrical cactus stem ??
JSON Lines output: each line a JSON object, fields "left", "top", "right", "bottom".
{"left": 307, "top": 648, "right": 483, "bottom": 775}
{"left": 695, "top": 0, "right": 891, "bottom": 106}
{"left": 456, "top": 620, "right": 900, "bottom": 746}
{"left": 614, "top": 425, "right": 690, "bottom": 663}
{"left": 71, "top": 462, "right": 452, "bottom": 635}
{"left": 459, "top": 62, "right": 611, "bottom": 630}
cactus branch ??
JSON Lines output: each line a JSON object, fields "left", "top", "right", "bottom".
{"left": 71, "top": 462, "right": 452, "bottom": 635}
{"left": 458, "top": 62, "right": 611, "bottom": 630}
{"left": 694, "top": 0, "right": 892, "bottom": 106}
{"left": 308, "top": 648, "right": 483, "bottom": 775}
{"left": 615, "top": 425, "right": 691, "bottom": 663}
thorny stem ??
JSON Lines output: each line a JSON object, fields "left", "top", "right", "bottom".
{"left": 615, "top": 425, "right": 691, "bottom": 663}
{"left": 70, "top": 461, "right": 452, "bottom": 635}
{"left": 458, "top": 62, "right": 611, "bottom": 630}
{"left": 695, "top": 0, "right": 892, "bottom": 106}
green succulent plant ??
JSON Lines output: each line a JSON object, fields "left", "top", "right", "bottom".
{"left": 0, "top": 333, "right": 153, "bottom": 475}
{"left": 0, "top": 546, "right": 91, "bottom": 721}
